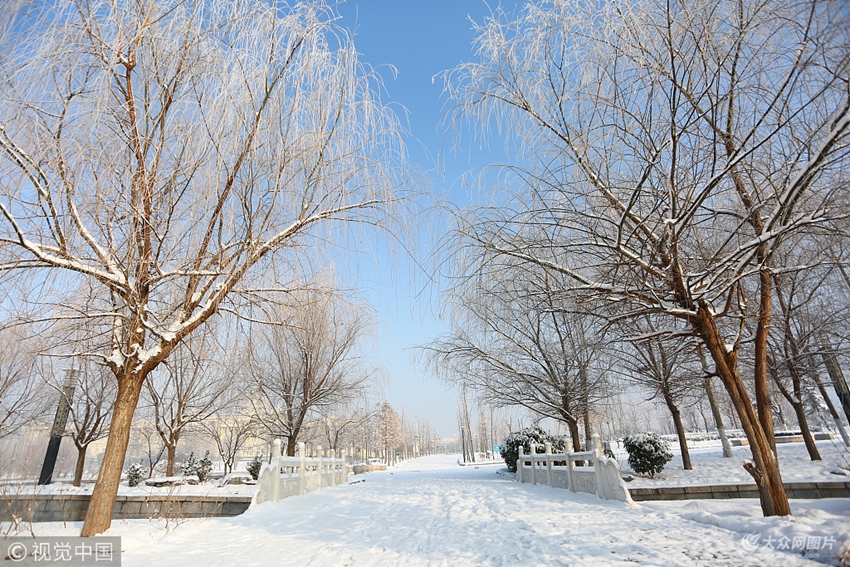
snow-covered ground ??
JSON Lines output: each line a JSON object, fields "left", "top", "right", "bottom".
{"left": 7, "top": 454, "right": 849, "bottom": 566}
{"left": 619, "top": 439, "right": 850, "bottom": 487}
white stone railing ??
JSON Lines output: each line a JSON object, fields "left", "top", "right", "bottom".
{"left": 516, "top": 434, "right": 633, "bottom": 503}
{"left": 253, "top": 440, "right": 348, "bottom": 505}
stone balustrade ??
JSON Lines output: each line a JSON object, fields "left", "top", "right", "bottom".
{"left": 253, "top": 440, "right": 348, "bottom": 505}
{"left": 516, "top": 434, "right": 633, "bottom": 503}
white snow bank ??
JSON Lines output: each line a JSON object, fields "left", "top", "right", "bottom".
{"left": 621, "top": 440, "right": 850, "bottom": 487}
{"left": 646, "top": 498, "right": 850, "bottom": 566}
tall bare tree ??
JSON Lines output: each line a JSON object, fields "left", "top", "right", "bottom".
{"left": 444, "top": 0, "right": 848, "bottom": 516}
{"left": 0, "top": 0, "right": 405, "bottom": 534}
{"left": 422, "top": 260, "right": 610, "bottom": 451}
{"left": 457, "top": 388, "right": 475, "bottom": 463}
{"left": 201, "top": 411, "right": 257, "bottom": 476}
{"left": 144, "top": 325, "right": 235, "bottom": 475}
{"left": 614, "top": 322, "right": 703, "bottom": 471}
{"left": 374, "top": 400, "right": 403, "bottom": 465}
{"left": 316, "top": 403, "right": 372, "bottom": 453}
{"left": 64, "top": 361, "right": 115, "bottom": 487}
{"left": 249, "top": 288, "right": 374, "bottom": 456}
{"left": 0, "top": 327, "right": 49, "bottom": 440}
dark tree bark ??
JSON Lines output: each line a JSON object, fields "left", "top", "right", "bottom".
{"left": 73, "top": 445, "right": 87, "bottom": 487}
{"left": 664, "top": 394, "right": 692, "bottom": 470}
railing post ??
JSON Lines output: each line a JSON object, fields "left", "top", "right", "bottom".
{"left": 317, "top": 445, "right": 324, "bottom": 489}
{"left": 592, "top": 434, "right": 604, "bottom": 499}
{"left": 530, "top": 443, "right": 537, "bottom": 485}
{"left": 565, "top": 439, "right": 575, "bottom": 492}
{"left": 298, "top": 441, "right": 306, "bottom": 495}
{"left": 517, "top": 446, "right": 524, "bottom": 483}
{"left": 340, "top": 450, "right": 346, "bottom": 485}
{"left": 329, "top": 449, "right": 335, "bottom": 486}
{"left": 545, "top": 441, "right": 553, "bottom": 487}
{"left": 592, "top": 434, "right": 603, "bottom": 459}
{"left": 272, "top": 439, "right": 281, "bottom": 502}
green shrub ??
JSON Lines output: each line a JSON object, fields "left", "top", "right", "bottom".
{"left": 126, "top": 462, "right": 146, "bottom": 487}
{"left": 183, "top": 451, "right": 213, "bottom": 482}
{"left": 623, "top": 433, "right": 672, "bottom": 478}
{"left": 247, "top": 455, "right": 264, "bottom": 480}
{"left": 500, "top": 427, "right": 566, "bottom": 473}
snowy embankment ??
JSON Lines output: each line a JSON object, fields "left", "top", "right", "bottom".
{"left": 620, "top": 439, "right": 850, "bottom": 487}
{"left": 8, "top": 454, "right": 849, "bottom": 566}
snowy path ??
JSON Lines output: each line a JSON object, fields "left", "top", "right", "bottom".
{"left": 20, "top": 455, "right": 846, "bottom": 566}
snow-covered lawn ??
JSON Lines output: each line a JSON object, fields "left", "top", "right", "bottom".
{"left": 7, "top": 454, "right": 849, "bottom": 566}
{"left": 619, "top": 439, "right": 850, "bottom": 487}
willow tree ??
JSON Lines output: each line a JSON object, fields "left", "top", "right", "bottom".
{"left": 0, "top": 0, "right": 405, "bottom": 535}
{"left": 445, "top": 0, "right": 849, "bottom": 516}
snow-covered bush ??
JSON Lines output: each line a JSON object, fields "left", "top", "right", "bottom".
{"left": 126, "top": 463, "right": 146, "bottom": 487}
{"left": 500, "top": 427, "right": 566, "bottom": 473}
{"left": 182, "top": 451, "right": 213, "bottom": 482}
{"left": 622, "top": 433, "right": 672, "bottom": 478}
{"left": 247, "top": 456, "right": 263, "bottom": 480}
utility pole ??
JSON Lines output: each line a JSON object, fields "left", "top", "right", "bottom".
{"left": 38, "top": 368, "right": 77, "bottom": 485}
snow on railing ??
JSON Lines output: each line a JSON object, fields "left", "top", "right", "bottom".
{"left": 516, "top": 434, "right": 633, "bottom": 504}
{"left": 253, "top": 440, "right": 347, "bottom": 506}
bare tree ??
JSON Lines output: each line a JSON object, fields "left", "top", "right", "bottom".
{"left": 0, "top": 328, "right": 49, "bottom": 440}
{"left": 144, "top": 326, "right": 235, "bottom": 475}
{"left": 137, "top": 419, "right": 166, "bottom": 479}
{"left": 374, "top": 400, "right": 403, "bottom": 465}
{"left": 700, "top": 367, "right": 735, "bottom": 458}
{"left": 249, "top": 288, "right": 374, "bottom": 456}
{"left": 422, "top": 261, "right": 610, "bottom": 451}
{"left": 65, "top": 362, "right": 115, "bottom": 486}
{"left": 316, "top": 403, "right": 371, "bottom": 453}
{"left": 444, "top": 0, "right": 849, "bottom": 516}
{"left": 202, "top": 411, "right": 257, "bottom": 476}
{"left": 614, "top": 322, "right": 703, "bottom": 470}
{"left": 457, "top": 388, "right": 475, "bottom": 463}
{"left": 0, "top": 0, "right": 406, "bottom": 534}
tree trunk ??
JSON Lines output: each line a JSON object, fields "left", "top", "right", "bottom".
{"left": 460, "top": 427, "right": 467, "bottom": 462}
{"left": 166, "top": 443, "right": 177, "bottom": 476}
{"left": 771, "top": 353, "right": 821, "bottom": 462}
{"left": 73, "top": 445, "right": 88, "bottom": 487}
{"left": 819, "top": 333, "right": 850, "bottom": 424}
{"left": 790, "top": 400, "right": 821, "bottom": 461}
{"left": 807, "top": 362, "right": 850, "bottom": 446}
{"left": 580, "top": 367, "right": 591, "bottom": 448}
{"left": 665, "top": 396, "right": 692, "bottom": 470}
{"left": 704, "top": 377, "right": 733, "bottom": 458}
{"left": 694, "top": 305, "right": 791, "bottom": 516}
{"left": 286, "top": 411, "right": 307, "bottom": 456}
{"left": 568, "top": 417, "right": 582, "bottom": 452}
{"left": 286, "top": 429, "right": 300, "bottom": 456}
{"left": 754, "top": 266, "right": 777, "bottom": 455}
{"left": 81, "top": 374, "right": 146, "bottom": 536}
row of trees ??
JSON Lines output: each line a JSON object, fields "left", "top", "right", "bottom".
{"left": 424, "top": 0, "right": 850, "bottom": 518}
{"left": 0, "top": 283, "right": 385, "bottom": 478}
{"left": 0, "top": 0, "right": 411, "bottom": 536}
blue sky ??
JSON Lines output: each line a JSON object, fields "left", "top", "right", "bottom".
{"left": 334, "top": 1, "right": 519, "bottom": 436}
